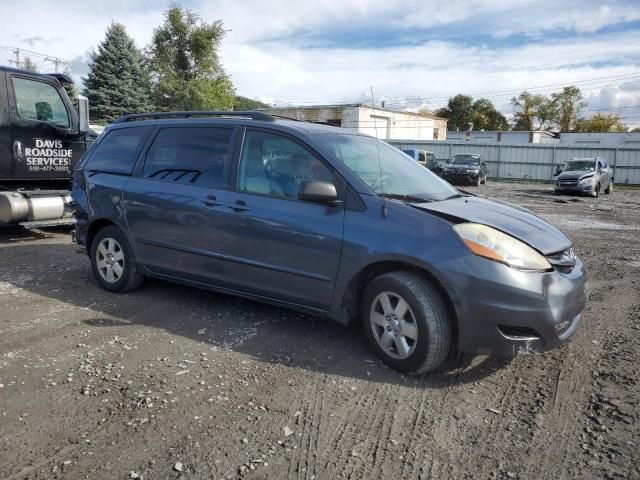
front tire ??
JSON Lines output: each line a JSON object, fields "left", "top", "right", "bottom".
{"left": 605, "top": 180, "right": 613, "bottom": 194}
{"left": 90, "top": 225, "right": 144, "bottom": 292}
{"left": 592, "top": 183, "right": 600, "bottom": 198}
{"left": 361, "top": 272, "right": 451, "bottom": 374}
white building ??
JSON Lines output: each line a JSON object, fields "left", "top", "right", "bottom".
{"left": 558, "top": 132, "right": 640, "bottom": 147}
{"left": 446, "top": 130, "right": 558, "bottom": 144}
{"left": 264, "top": 104, "right": 448, "bottom": 141}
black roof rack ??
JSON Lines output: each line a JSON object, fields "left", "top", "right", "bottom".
{"left": 113, "top": 111, "right": 275, "bottom": 124}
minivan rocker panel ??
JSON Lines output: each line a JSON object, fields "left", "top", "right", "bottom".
{"left": 72, "top": 112, "right": 587, "bottom": 374}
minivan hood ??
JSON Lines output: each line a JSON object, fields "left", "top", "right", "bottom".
{"left": 413, "top": 196, "right": 571, "bottom": 255}
{"left": 558, "top": 171, "right": 594, "bottom": 180}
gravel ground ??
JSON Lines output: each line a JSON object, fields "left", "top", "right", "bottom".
{"left": 1, "top": 182, "right": 639, "bottom": 480}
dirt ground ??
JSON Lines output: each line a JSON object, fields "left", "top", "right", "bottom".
{"left": 1, "top": 182, "right": 639, "bottom": 480}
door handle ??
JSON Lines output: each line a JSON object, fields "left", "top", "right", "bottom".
{"left": 227, "top": 201, "right": 250, "bottom": 212}
{"left": 202, "top": 194, "right": 222, "bottom": 207}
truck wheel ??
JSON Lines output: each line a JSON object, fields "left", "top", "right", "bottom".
{"left": 481, "top": 173, "right": 488, "bottom": 185}
{"left": 90, "top": 225, "right": 144, "bottom": 292}
{"left": 474, "top": 175, "right": 481, "bottom": 187}
{"left": 361, "top": 272, "right": 451, "bottom": 374}
{"left": 605, "top": 181, "right": 613, "bottom": 194}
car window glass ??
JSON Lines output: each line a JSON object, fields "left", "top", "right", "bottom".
{"left": 85, "top": 127, "right": 153, "bottom": 174}
{"left": 238, "top": 130, "right": 333, "bottom": 199}
{"left": 12, "top": 77, "right": 70, "bottom": 128}
{"left": 143, "top": 127, "right": 233, "bottom": 187}
{"left": 418, "top": 152, "right": 426, "bottom": 162}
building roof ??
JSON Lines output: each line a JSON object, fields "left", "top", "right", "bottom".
{"left": 447, "top": 130, "right": 556, "bottom": 136}
{"left": 265, "top": 103, "right": 448, "bottom": 121}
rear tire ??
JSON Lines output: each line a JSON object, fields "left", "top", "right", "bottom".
{"left": 90, "top": 225, "right": 144, "bottom": 292}
{"left": 361, "top": 272, "right": 451, "bottom": 374}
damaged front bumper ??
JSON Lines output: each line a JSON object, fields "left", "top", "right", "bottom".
{"left": 436, "top": 253, "right": 588, "bottom": 356}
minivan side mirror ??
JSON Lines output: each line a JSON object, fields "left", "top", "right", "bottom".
{"left": 77, "top": 95, "right": 90, "bottom": 134}
{"left": 298, "top": 180, "right": 340, "bottom": 205}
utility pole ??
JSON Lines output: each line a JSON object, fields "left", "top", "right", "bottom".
{"left": 7, "top": 48, "right": 20, "bottom": 68}
{"left": 44, "top": 56, "right": 68, "bottom": 73}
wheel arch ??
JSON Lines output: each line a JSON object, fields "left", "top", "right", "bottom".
{"left": 339, "top": 260, "right": 459, "bottom": 342}
{"left": 86, "top": 218, "right": 126, "bottom": 255}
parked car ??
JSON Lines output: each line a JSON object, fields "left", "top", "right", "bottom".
{"left": 402, "top": 149, "right": 443, "bottom": 174}
{"left": 554, "top": 157, "right": 613, "bottom": 197}
{"left": 72, "top": 111, "right": 587, "bottom": 374}
{"left": 442, "top": 153, "right": 488, "bottom": 186}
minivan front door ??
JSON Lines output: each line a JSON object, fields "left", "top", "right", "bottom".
{"left": 123, "top": 126, "right": 237, "bottom": 284}
{"left": 221, "top": 129, "right": 344, "bottom": 310}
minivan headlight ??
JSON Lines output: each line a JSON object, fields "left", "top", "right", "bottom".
{"left": 453, "top": 223, "right": 552, "bottom": 271}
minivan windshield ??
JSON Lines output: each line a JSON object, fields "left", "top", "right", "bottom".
{"left": 451, "top": 154, "right": 480, "bottom": 165}
{"left": 313, "top": 134, "right": 458, "bottom": 202}
{"left": 566, "top": 160, "right": 596, "bottom": 172}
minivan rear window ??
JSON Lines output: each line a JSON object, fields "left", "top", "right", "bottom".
{"left": 85, "top": 126, "right": 153, "bottom": 174}
{"left": 143, "top": 127, "right": 233, "bottom": 187}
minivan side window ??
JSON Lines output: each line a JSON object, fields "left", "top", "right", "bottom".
{"left": 143, "top": 127, "right": 233, "bottom": 187}
{"left": 238, "top": 130, "right": 333, "bottom": 199}
{"left": 85, "top": 126, "right": 153, "bottom": 174}
{"left": 12, "top": 77, "right": 70, "bottom": 129}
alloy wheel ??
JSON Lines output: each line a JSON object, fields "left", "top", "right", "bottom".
{"left": 370, "top": 291, "right": 418, "bottom": 359}
{"left": 96, "top": 237, "right": 125, "bottom": 283}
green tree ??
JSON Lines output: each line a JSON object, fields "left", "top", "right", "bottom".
{"left": 435, "top": 94, "right": 474, "bottom": 130}
{"left": 148, "top": 3, "right": 235, "bottom": 111}
{"left": 472, "top": 98, "right": 509, "bottom": 130}
{"left": 511, "top": 92, "right": 554, "bottom": 130}
{"left": 574, "top": 113, "right": 626, "bottom": 132}
{"left": 22, "top": 56, "right": 38, "bottom": 73}
{"left": 83, "top": 22, "right": 152, "bottom": 122}
{"left": 61, "top": 68, "right": 79, "bottom": 108}
{"left": 552, "top": 86, "right": 585, "bottom": 131}
{"left": 233, "top": 95, "right": 269, "bottom": 110}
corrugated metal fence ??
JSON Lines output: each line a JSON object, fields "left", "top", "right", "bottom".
{"left": 387, "top": 140, "right": 640, "bottom": 185}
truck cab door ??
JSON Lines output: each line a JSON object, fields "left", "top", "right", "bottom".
{"left": 6, "top": 72, "right": 84, "bottom": 181}
{"left": 0, "top": 70, "right": 11, "bottom": 177}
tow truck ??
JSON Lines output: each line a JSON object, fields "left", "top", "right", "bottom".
{"left": 0, "top": 65, "right": 92, "bottom": 228}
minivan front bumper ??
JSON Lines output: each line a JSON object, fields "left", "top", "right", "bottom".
{"left": 438, "top": 254, "right": 587, "bottom": 356}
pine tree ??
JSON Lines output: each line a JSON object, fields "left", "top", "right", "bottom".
{"left": 148, "top": 4, "right": 235, "bottom": 111}
{"left": 22, "top": 56, "right": 38, "bottom": 72}
{"left": 83, "top": 22, "right": 152, "bottom": 122}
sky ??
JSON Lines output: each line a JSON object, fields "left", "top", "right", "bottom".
{"left": 1, "top": 0, "right": 640, "bottom": 127}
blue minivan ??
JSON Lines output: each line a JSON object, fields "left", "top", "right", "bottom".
{"left": 71, "top": 112, "right": 587, "bottom": 374}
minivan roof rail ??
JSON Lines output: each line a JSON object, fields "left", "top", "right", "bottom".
{"left": 113, "top": 111, "right": 275, "bottom": 124}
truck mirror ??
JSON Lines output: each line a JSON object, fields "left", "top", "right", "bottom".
{"left": 77, "top": 95, "right": 90, "bottom": 134}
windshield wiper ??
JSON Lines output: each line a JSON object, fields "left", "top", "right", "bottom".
{"left": 379, "top": 193, "right": 431, "bottom": 203}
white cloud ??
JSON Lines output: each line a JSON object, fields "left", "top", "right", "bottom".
{"left": 0, "top": 0, "right": 639, "bottom": 126}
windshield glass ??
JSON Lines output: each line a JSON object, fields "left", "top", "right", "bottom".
{"left": 451, "top": 154, "right": 480, "bottom": 165}
{"left": 566, "top": 160, "right": 595, "bottom": 172}
{"left": 313, "top": 134, "right": 458, "bottom": 202}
